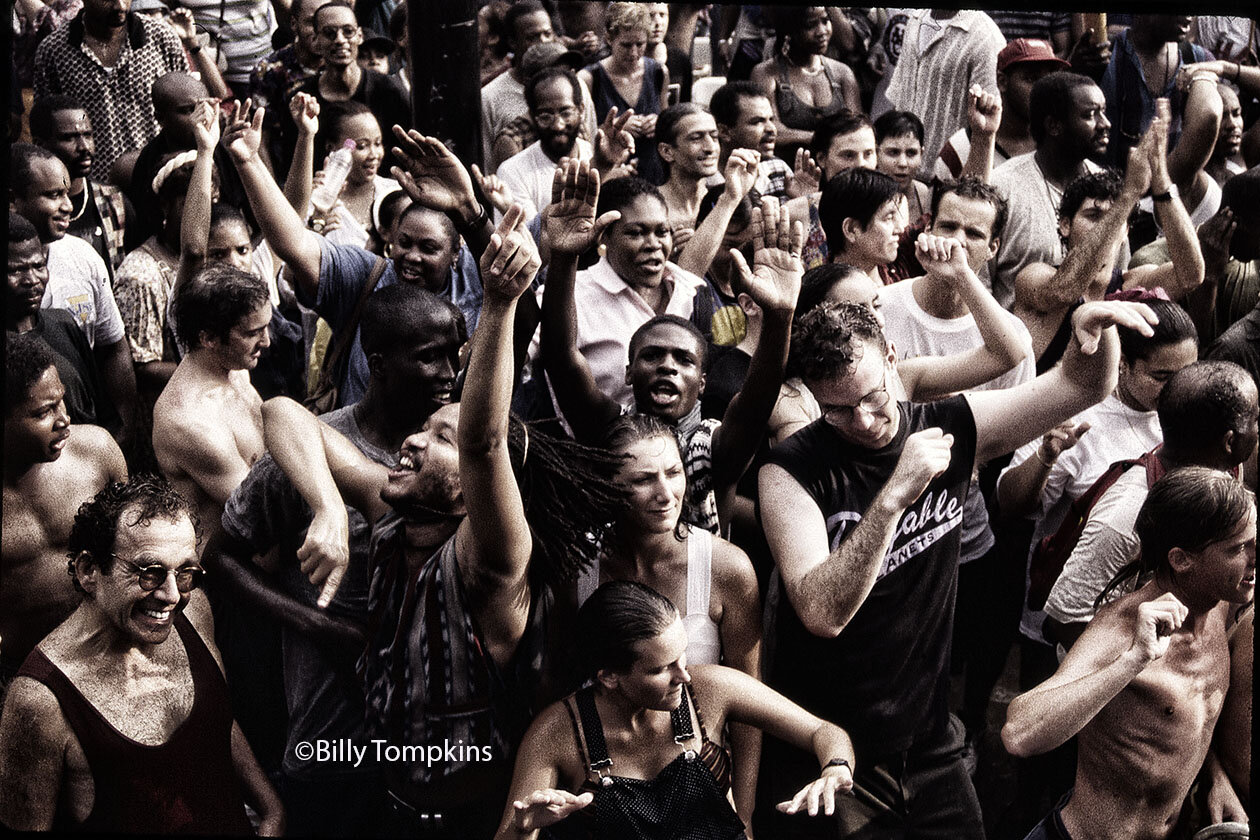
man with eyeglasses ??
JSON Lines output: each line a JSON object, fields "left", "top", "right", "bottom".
{"left": 0, "top": 330, "right": 126, "bottom": 693}
{"left": 755, "top": 297, "right": 1157, "bottom": 839}
{"left": 283, "top": 0, "right": 410, "bottom": 177}
{"left": 495, "top": 65, "right": 594, "bottom": 223}
{"left": 0, "top": 474, "right": 285, "bottom": 834}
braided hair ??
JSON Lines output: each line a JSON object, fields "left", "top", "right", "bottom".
{"left": 505, "top": 416, "right": 626, "bottom": 586}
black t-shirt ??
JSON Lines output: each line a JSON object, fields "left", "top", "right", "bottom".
{"left": 286, "top": 70, "right": 412, "bottom": 177}
{"left": 701, "top": 346, "right": 750, "bottom": 421}
{"left": 763, "top": 396, "right": 977, "bottom": 753}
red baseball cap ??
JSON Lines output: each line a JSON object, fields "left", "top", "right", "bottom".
{"left": 998, "top": 38, "right": 1071, "bottom": 72}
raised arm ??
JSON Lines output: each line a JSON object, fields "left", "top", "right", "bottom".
{"left": 760, "top": 426, "right": 955, "bottom": 636}
{"left": 899, "top": 234, "right": 1030, "bottom": 401}
{"left": 176, "top": 99, "right": 220, "bottom": 292}
{"left": 1168, "top": 76, "right": 1223, "bottom": 195}
{"left": 1002, "top": 592, "right": 1188, "bottom": 757}
{"left": 224, "top": 99, "right": 324, "bottom": 297}
{"left": 390, "top": 127, "right": 494, "bottom": 262}
{"left": 676, "top": 148, "right": 759, "bottom": 278}
{"left": 711, "top": 197, "right": 803, "bottom": 494}
{"left": 1122, "top": 100, "right": 1204, "bottom": 300}
{"left": 995, "top": 421, "right": 1090, "bottom": 519}
{"left": 168, "top": 8, "right": 231, "bottom": 100}
{"left": 454, "top": 204, "right": 540, "bottom": 596}
{"left": 538, "top": 159, "right": 624, "bottom": 443}
{"left": 960, "top": 84, "right": 1002, "bottom": 183}
{"left": 967, "top": 301, "right": 1156, "bottom": 464}
{"left": 282, "top": 93, "right": 320, "bottom": 217}
{"left": 1015, "top": 125, "right": 1158, "bottom": 316}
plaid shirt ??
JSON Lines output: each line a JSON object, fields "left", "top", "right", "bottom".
{"left": 34, "top": 12, "right": 188, "bottom": 182}
{"left": 90, "top": 181, "right": 128, "bottom": 277}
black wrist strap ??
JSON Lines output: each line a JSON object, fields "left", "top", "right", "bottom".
{"left": 456, "top": 204, "right": 489, "bottom": 236}
{"left": 823, "top": 758, "right": 851, "bottom": 772}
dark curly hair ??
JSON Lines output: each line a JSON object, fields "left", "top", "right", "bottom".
{"left": 787, "top": 300, "right": 887, "bottom": 383}
{"left": 67, "top": 474, "right": 199, "bottom": 594}
{"left": 171, "top": 263, "right": 270, "bottom": 350}
{"left": 1058, "top": 169, "right": 1123, "bottom": 223}
{"left": 5, "top": 332, "right": 59, "bottom": 417}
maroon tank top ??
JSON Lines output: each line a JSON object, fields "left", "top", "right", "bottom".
{"left": 16, "top": 614, "right": 253, "bottom": 835}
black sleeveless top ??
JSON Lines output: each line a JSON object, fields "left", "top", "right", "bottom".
{"left": 545, "top": 684, "right": 744, "bottom": 840}
{"left": 17, "top": 615, "right": 252, "bottom": 835}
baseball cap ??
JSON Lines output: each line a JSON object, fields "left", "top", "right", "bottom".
{"left": 520, "top": 42, "right": 584, "bottom": 79}
{"left": 998, "top": 38, "right": 1071, "bottom": 72}
{"left": 361, "top": 28, "right": 395, "bottom": 55}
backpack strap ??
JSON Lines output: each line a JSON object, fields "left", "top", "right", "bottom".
{"left": 313, "top": 256, "right": 388, "bottom": 392}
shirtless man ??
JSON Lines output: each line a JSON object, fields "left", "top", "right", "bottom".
{"left": 0, "top": 475, "right": 283, "bottom": 833}
{"left": 1003, "top": 466, "right": 1254, "bottom": 840}
{"left": 1, "top": 333, "right": 126, "bottom": 679}
{"left": 152, "top": 264, "right": 270, "bottom": 553}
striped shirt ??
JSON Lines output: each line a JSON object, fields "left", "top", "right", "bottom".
{"left": 34, "top": 12, "right": 188, "bottom": 182}
{"left": 177, "top": 0, "right": 276, "bottom": 86}
{"left": 885, "top": 10, "right": 1006, "bottom": 181}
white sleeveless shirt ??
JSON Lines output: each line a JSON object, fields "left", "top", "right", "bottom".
{"left": 578, "top": 526, "right": 723, "bottom": 665}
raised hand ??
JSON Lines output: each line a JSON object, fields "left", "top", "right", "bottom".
{"left": 511, "top": 789, "right": 595, "bottom": 832}
{"left": 1068, "top": 29, "right": 1111, "bottom": 77}
{"left": 724, "top": 148, "right": 761, "bottom": 200}
{"left": 542, "top": 157, "right": 621, "bottom": 256}
{"left": 222, "top": 99, "right": 264, "bottom": 163}
{"left": 776, "top": 762, "right": 853, "bottom": 816}
{"left": 289, "top": 91, "right": 320, "bottom": 138}
{"left": 192, "top": 98, "right": 221, "bottom": 153}
{"left": 967, "top": 83, "right": 1002, "bottom": 136}
{"left": 728, "top": 196, "right": 804, "bottom": 315}
{"left": 1071, "top": 300, "right": 1157, "bottom": 356}
{"left": 1037, "top": 420, "right": 1091, "bottom": 466}
{"left": 481, "top": 204, "right": 542, "bottom": 301}
{"left": 470, "top": 163, "right": 513, "bottom": 215}
{"left": 884, "top": 427, "right": 954, "bottom": 509}
{"left": 169, "top": 7, "right": 198, "bottom": 45}
{"left": 915, "top": 233, "right": 973, "bottom": 285}
{"left": 297, "top": 506, "right": 350, "bottom": 608}
{"left": 389, "top": 126, "right": 478, "bottom": 216}
{"left": 1130, "top": 592, "right": 1188, "bottom": 663}
{"left": 595, "top": 105, "right": 636, "bottom": 169}
{"left": 791, "top": 146, "right": 821, "bottom": 196}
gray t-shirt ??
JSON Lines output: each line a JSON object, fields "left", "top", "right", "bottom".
{"left": 221, "top": 404, "right": 392, "bottom": 777}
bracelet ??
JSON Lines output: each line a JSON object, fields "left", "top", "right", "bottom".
{"left": 1188, "top": 73, "right": 1217, "bottom": 87}
{"left": 1232, "top": 62, "right": 1242, "bottom": 83}
{"left": 185, "top": 42, "right": 202, "bottom": 54}
{"left": 822, "top": 758, "right": 851, "bottom": 773}
{"left": 1152, "top": 190, "right": 1175, "bottom": 203}
{"left": 1034, "top": 448, "right": 1056, "bottom": 468}
{"left": 456, "top": 204, "right": 489, "bottom": 234}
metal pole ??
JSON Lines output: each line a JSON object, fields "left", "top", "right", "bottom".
{"left": 407, "top": 0, "right": 481, "bottom": 167}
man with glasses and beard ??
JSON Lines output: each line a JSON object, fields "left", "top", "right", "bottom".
{"left": 0, "top": 475, "right": 284, "bottom": 834}
{"left": 496, "top": 66, "right": 593, "bottom": 222}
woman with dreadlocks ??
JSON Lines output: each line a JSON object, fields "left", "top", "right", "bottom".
{"left": 496, "top": 580, "right": 857, "bottom": 840}
{"left": 259, "top": 206, "right": 625, "bottom": 839}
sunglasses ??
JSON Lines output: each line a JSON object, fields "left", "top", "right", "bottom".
{"left": 112, "top": 555, "right": 205, "bottom": 593}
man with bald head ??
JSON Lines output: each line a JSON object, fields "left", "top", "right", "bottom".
{"left": 34, "top": 0, "right": 189, "bottom": 182}
{"left": 126, "top": 73, "right": 251, "bottom": 242}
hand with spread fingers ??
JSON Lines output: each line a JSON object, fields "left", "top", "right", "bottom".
{"left": 389, "top": 126, "right": 479, "bottom": 220}
{"left": 595, "top": 106, "right": 636, "bottom": 170}
{"left": 776, "top": 762, "right": 854, "bottom": 817}
{"left": 223, "top": 99, "right": 265, "bottom": 163}
{"left": 728, "top": 196, "right": 804, "bottom": 315}
{"left": 481, "top": 204, "right": 542, "bottom": 302}
{"left": 541, "top": 157, "right": 622, "bottom": 256}
{"left": 471, "top": 163, "right": 514, "bottom": 215}
{"left": 511, "top": 789, "right": 595, "bottom": 832}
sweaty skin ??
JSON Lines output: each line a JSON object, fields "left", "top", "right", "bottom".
{"left": 1, "top": 425, "right": 126, "bottom": 669}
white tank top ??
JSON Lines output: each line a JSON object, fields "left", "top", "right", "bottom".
{"left": 578, "top": 526, "right": 723, "bottom": 665}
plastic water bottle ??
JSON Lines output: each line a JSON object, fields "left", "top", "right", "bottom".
{"left": 310, "top": 140, "right": 356, "bottom": 215}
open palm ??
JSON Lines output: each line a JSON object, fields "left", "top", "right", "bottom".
{"left": 543, "top": 158, "right": 620, "bottom": 255}
{"left": 390, "top": 126, "right": 475, "bottom": 213}
{"left": 731, "top": 198, "right": 803, "bottom": 314}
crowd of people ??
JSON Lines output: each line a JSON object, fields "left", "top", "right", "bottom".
{"left": 2, "top": 3, "right": 1257, "bottom": 839}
